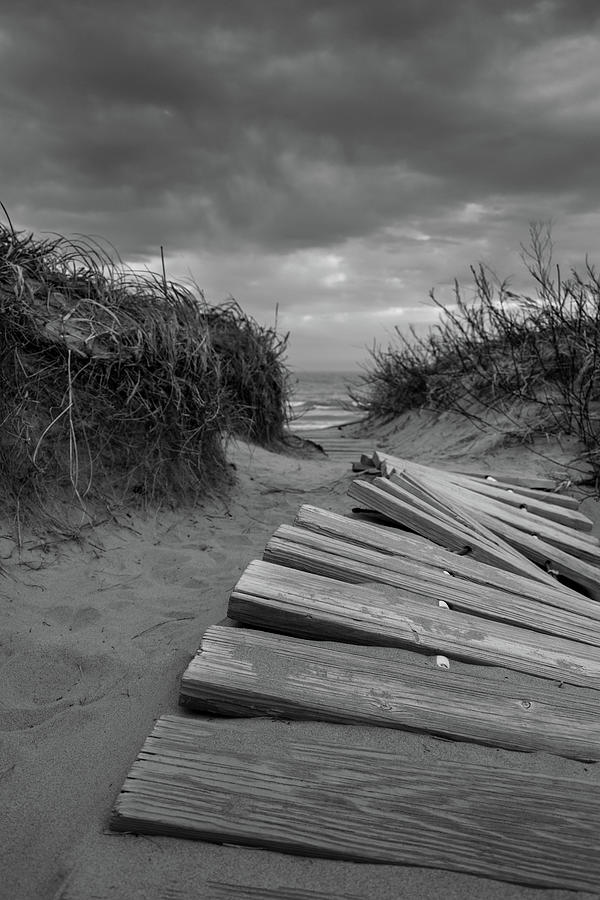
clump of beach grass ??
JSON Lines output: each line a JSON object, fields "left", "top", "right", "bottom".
{"left": 0, "top": 208, "right": 291, "bottom": 538}
{"left": 353, "top": 225, "right": 600, "bottom": 478}
{"left": 203, "top": 299, "right": 290, "bottom": 446}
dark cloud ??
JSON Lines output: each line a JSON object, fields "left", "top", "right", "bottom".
{"left": 1, "top": 1, "right": 599, "bottom": 365}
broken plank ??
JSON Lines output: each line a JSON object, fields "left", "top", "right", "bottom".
{"left": 463, "top": 504, "right": 600, "bottom": 602}
{"left": 383, "top": 461, "right": 597, "bottom": 547}
{"left": 383, "top": 469, "right": 600, "bottom": 601}
{"left": 111, "top": 714, "right": 600, "bottom": 891}
{"left": 389, "top": 471, "right": 600, "bottom": 560}
{"left": 470, "top": 477, "right": 581, "bottom": 508}
{"left": 180, "top": 625, "right": 600, "bottom": 760}
{"left": 374, "top": 451, "right": 580, "bottom": 508}
{"left": 228, "top": 561, "right": 600, "bottom": 690}
{"left": 263, "top": 526, "right": 600, "bottom": 642}
{"left": 443, "top": 477, "right": 590, "bottom": 530}
{"left": 375, "top": 451, "right": 591, "bottom": 530}
{"left": 348, "top": 478, "right": 555, "bottom": 584}
{"left": 293, "top": 505, "right": 582, "bottom": 610}
{"left": 368, "top": 474, "right": 554, "bottom": 572}
{"left": 441, "top": 469, "right": 559, "bottom": 491}
{"left": 352, "top": 462, "right": 380, "bottom": 474}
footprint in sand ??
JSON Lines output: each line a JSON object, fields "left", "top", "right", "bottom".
{"left": 0, "top": 634, "right": 128, "bottom": 731}
{"left": 44, "top": 605, "right": 103, "bottom": 630}
{"left": 148, "top": 546, "right": 219, "bottom": 584}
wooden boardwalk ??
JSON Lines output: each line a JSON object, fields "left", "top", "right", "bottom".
{"left": 111, "top": 452, "right": 600, "bottom": 892}
{"left": 291, "top": 428, "right": 384, "bottom": 467}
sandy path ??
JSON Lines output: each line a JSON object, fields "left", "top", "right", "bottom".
{"left": 1, "top": 430, "right": 598, "bottom": 900}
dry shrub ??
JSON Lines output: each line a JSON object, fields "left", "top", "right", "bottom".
{"left": 0, "top": 212, "right": 290, "bottom": 535}
{"left": 353, "top": 225, "right": 600, "bottom": 477}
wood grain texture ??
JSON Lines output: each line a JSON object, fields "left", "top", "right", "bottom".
{"left": 392, "top": 464, "right": 600, "bottom": 602}
{"left": 228, "top": 560, "right": 600, "bottom": 689}
{"left": 382, "top": 460, "right": 596, "bottom": 545}
{"left": 348, "top": 479, "right": 554, "bottom": 584}
{"left": 293, "top": 505, "right": 584, "bottom": 610}
{"left": 434, "top": 469, "right": 560, "bottom": 491}
{"left": 468, "top": 507, "right": 600, "bottom": 601}
{"left": 467, "top": 476, "right": 581, "bottom": 508}
{"left": 372, "top": 472, "right": 546, "bottom": 566}
{"left": 374, "top": 451, "right": 587, "bottom": 526}
{"left": 180, "top": 625, "right": 600, "bottom": 759}
{"left": 374, "top": 452, "right": 581, "bottom": 508}
{"left": 351, "top": 474, "right": 600, "bottom": 599}
{"left": 455, "top": 480, "right": 592, "bottom": 531}
{"left": 387, "top": 471, "right": 600, "bottom": 559}
{"left": 111, "top": 714, "right": 600, "bottom": 891}
{"left": 263, "top": 525, "right": 600, "bottom": 643}
{"left": 383, "top": 468, "right": 600, "bottom": 576}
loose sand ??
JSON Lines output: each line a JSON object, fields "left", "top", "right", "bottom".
{"left": 1, "top": 412, "right": 599, "bottom": 900}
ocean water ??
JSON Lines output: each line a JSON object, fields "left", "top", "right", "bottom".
{"left": 288, "top": 370, "right": 364, "bottom": 431}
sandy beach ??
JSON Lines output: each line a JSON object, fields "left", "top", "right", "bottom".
{"left": 2, "top": 411, "right": 599, "bottom": 900}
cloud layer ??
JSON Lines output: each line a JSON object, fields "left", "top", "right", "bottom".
{"left": 2, "top": 0, "right": 599, "bottom": 368}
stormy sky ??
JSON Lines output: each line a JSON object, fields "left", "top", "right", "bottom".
{"left": 2, "top": 1, "right": 600, "bottom": 370}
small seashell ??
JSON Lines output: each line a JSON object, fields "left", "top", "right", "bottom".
{"left": 436, "top": 655, "right": 450, "bottom": 669}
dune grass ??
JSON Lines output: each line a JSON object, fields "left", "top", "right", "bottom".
{"left": 0, "top": 211, "right": 290, "bottom": 537}
{"left": 353, "top": 226, "right": 600, "bottom": 477}
{"left": 205, "top": 299, "right": 290, "bottom": 446}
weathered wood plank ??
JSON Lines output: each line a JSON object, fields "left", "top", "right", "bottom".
{"left": 228, "top": 561, "right": 600, "bottom": 689}
{"left": 370, "top": 474, "right": 548, "bottom": 567}
{"left": 374, "top": 450, "right": 586, "bottom": 523}
{"left": 263, "top": 526, "right": 600, "bottom": 642}
{"left": 180, "top": 625, "right": 600, "bottom": 759}
{"left": 353, "top": 474, "right": 600, "bottom": 599}
{"left": 111, "top": 714, "right": 600, "bottom": 891}
{"left": 348, "top": 478, "right": 556, "bottom": 584}
{"left": 387, "top": 470, "right": 600, "bottom": 558}
{"left": 391, "top": 468, "right": 600, "bottom": 602}
{"left": 356, "top": 475, "right": 497, "bottom": 547}
{"left": 455, "top": 479, "right": 592, "bottom": 531}
{"left": 374, "top": 450, "right": 580, "bottom": 507}
{"left": 469, "top": 476, "right": 581, "bottom": 508}
{"left": 295, "top": 434, "right": 375, "bottom": 455}
{"left": 294, "top": 505, "right": 583, "bottom": 610}
{"left": 468, "top": 507, "right": 600, "bottom": 601}
{"left": 437, "top": 469, "right": 560, "bottom": 491}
